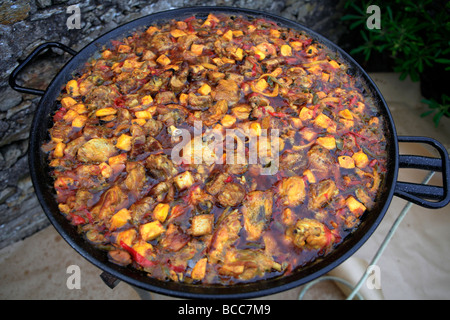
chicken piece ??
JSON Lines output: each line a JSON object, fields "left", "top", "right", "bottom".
{"left": 213, "top": 79, "right": 240, "bottom": 106}
{"left": 203, "top": 99, "right": 228, "bottom": 126}
{"left": 170, "top": 72, "right": 187, "bottom": 91}
{"left": 77, "top": 138, "right": 117, "bottom": 163}
{"left": 189, "top": 214, "right": 214, "bottom": 236}
{"left": 157, "top": 104, "right": 188, "bottom": 127}
{"left": 149, "top": 180, "right": 175, "bottom": 203}
{"left": 188, "top": 92, "right": 213, "bottom": 111}
{"left": 155, "top": 91, "right": 177, "bottom": 105}
{"left": 355, "top": 188, "right": 374, "bottom": 209}
{"left": 90, "top": 185, "right": 127, "bottom": 221}
{"left": 219, "top": 248, "right": 282, "bottom": 280}
{"left": 279, "top": 151, "right": 308, "bottom": 174}
{"left": 173, "top": 170, "right": 195, "bottom": 191}
{"left": 217, "top": 182, "right": 246, "bottom": 207}
{"left": 307, "top": 145, "right": 334, "bottom": 176}
{"left": 129, "top": 196, "right": 155, "bottom": 224}
{"left": 288, "top": 218, "right": 334, "bottom": 251}
{"left": 145, "top": 154, "right": 178, "bottom": 180}
{"left": 108, "top": 249, "right": 132, "bottom": 266}
{"left": 160, "top": 223, "right": 190, "bottom": 252}
{"left": 209, "top": 208, "right": 242, "bottom": 263}
{"left": 277, "top": 176, "right": 306, "bottom": 207}
{"left": 308, "top": 179, "right": 339, "bottom": 210}
{"left": 150, "top": 33, "right": 173, "bottom": 52}
{"left": 242, "top": 190, "right": 273, "bottom": 241}
{"left": 205, "top": 171, "right": 229, "bottom": 196}
{"left": 124, "top": 162, "right": 146, "bottom": 193}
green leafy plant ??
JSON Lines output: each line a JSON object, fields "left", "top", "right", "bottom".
{"left": 421, "top": 95, "right": 450, "bottom": 127}
{"left": 341, "top": 0, "right": 450, "bottom": 125}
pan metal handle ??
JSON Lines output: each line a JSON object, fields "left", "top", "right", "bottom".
{"left": 394, "top": 136, "right": 450, "bottom": 209}
{"left": 9, "top": 42, "right": 77, "bottom": 96}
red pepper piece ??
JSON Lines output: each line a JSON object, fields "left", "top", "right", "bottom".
{"left": 120, "top": 241, "right": 156, "bottom": 268}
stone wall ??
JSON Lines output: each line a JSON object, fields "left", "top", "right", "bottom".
{"left": 0, "top": 0, "right": 346, "bottom": 249}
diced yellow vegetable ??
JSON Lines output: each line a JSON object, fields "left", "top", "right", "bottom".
{"left": 153, "top": 203, "right": 170, "bottom": 223}
{"left": 251, "top": 47, "right": 266, "bottom": 60}
{"left": 290, "top": 41, "right": 303, "bottom": 51}
{"left": 139, "top": 221, "right": 165, "bottom": 241}
{"left": 198, "top": 83, "right": 211, "bottom": 96}
{"left": 72, "top": 115, "right": 88, "bottom": 128}
{"left": 270, "top": 29, "right": 280, "bottom": 38}
{"left": 73, "top": 103, "right": 87, "bottom": 114}
{"left": 221, "top": 57, "right": 235, "bottom": 64}
{"left": 352, "top": 151, "right": 369, "bottom": 168}
{"left": 118, "top": 45, "right": 131, "bottom": 53}
{"left": 170, "top": 29, "right": 187, "bottom": 38}
{"left": 141, "top": 95, "right": 153, "bottom": 106}
{"left": 116, "top": 134, "right": 132, "bottom": 151}
{"left": 250, "top": 122, "right": 262, "bottom": 136}
{"left": 299, "top": 107, "right": 314, "bottom": 121}
{"left": 290, "top": 117, "right": 302, "bottom": 129}
{"left": 321, "top": 72, "right": 330, "bottom": 82}
{"left": 346, "top": 196, "right": 367, "bottom": 216}
{"left": 110, "top": 208, "right": 131, "bottom": 230}
{"left": 116, "top": 228, "right": 137, "bottom": 247}
{"left": 280, "top": 44, "right": 292, "bottom": 56}
{"left": 66, "top": 80, "right": 80, "bottom": 97}
{"left": 190, "top": 43, "right": 204, "bottom": 56}
{"left": 254, "top": 78, "right": 268, "bottom": 92}
{"left": 61, "top": 97, "right": 77, "bottom": 109}
{"left": 300, "top": 127, "right": 317, "bottom": 141}
{"left": 173, "top": 170, "right": 195, "bottom": 190}
{"left": 328, "top": 60, "right": 340, "bottom": 69}
{"left": 176, "top": 93, "right": 187, "bottom": 106}
{"left": 202, "top": 13, "right": 220, "bottom": 27}
{"left": 131, "top": 119, "right": 147, "bottom": 126}
{"left": 156, "top": 54, "right": 171, "bottom": 66}
{"left": 338, "top": 156, "right": 355, "bottom": 169}
{"left": 99, "top": 162, "right": 113, "bottom": 178}
{"left": 134, "top": 110, "right": 153, "bottom": 120}
{"left": 63, "top": 109, "right": 78, "bottom": 123}
{"left": 303, "top": 169, "right": 316, "bottom": 183}
{"left": 338, "top": 109, "right": 354, "bottom": 120}
{"left": 109, "top": 153, "right": 128, "bottom": 167}
{"left": 316, "top": 136, "right": 336, "bottom": 150}
{"left": 146, "top": 26, "right": 159, "bottom": 35}
{"left": 95, "top": 107, "right": 117, "bottom": 117}
{"left": 132, "top": 240, "right": 154, "bottom": 258}
{"left": 191, "top": 257, "right": 208, "bottom": 280}
{"left": 108, "top": 153, "right": 127, "bottom": 166}
{"left": 313, "top": 113, "right": 333, "bottom": 129}
{"left": 233, "top": 30, "right": 244, "bottom": 37}
{"left": 190, "top": 214, "right": 214, "bottom": 236}
{"left": 222, "top": 29, "right": 233, "bottom": 41}
{"left": 54, "top": 142, "right": 65, "bottom": 158}
{"left": 201, "top": 62, "right": 217, "bottom": 70}
{"left": 221, "top": 114, "right": 236, "bottom": 128}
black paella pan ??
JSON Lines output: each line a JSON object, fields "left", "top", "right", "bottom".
{"left": 9, "top": 6, "right": 450, "bottom": 299}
